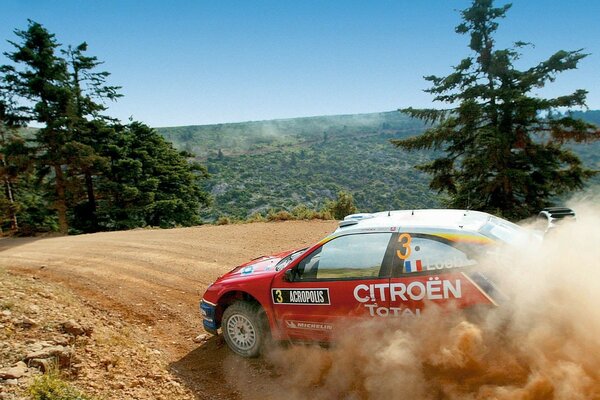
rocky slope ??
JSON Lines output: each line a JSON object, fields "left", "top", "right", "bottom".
{"left": 0, "top": 267, "right": 193, "bottom": 399}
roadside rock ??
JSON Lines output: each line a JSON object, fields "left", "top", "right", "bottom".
{"left": 15, "top": 316, "right": 37, "bottom": 328}
{"left": 25, "top": 344, "right": 69, "bottom": 359}
{"left": 37, "top": 291, "right": 55, "bottom": 300}
{"left": 61, "top": 320, "right": 92, "bottom": 337}
{"left": 0, "top": 362, "right": 27, "bottom": 379}
{"left": 193, "top": 333, "right": 210, "bottom": 344}
{"left": 28, "top": 305, "right": 40, "bottom": 314}
{"left": 26, "top": 341, "right": 54, "bottom": 353}
{"left": 28, "top": 358, "right": 53, "bottom": 373}
{"left": 25, "top": 345, "right": 73, "bottom": 368}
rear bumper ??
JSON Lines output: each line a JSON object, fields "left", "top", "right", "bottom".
{"left": 200, "top": 300, "right": 218, "bottom": 334}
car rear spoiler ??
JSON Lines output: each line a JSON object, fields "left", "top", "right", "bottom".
{"left": 537, "top": 207, "right": 576, "bottom": 233}
{"left": 339, "top": 213, "right": 375, "bottom": 228}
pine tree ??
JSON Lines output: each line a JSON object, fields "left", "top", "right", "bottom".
{"left": 3, "top": 20, "right": 72, "bottom": 233}
{"left": 3, "top": 22, "right": 124, "bottom": 233}
{"left": 62, "top": 42, "right": 121, "bottom": 232}
{"left": 393, "top": 0, "right": 600, "bottom": 220}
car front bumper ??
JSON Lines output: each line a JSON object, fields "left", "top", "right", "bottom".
{"left": 200, "top": 300, "right": 218, "bottom": 334}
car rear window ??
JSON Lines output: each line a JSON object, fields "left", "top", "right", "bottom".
{"left": 479, "top": 216, "right": 530, "bottom": 246}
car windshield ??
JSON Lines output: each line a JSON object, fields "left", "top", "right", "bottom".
{"left": 275, "top": 248, "right": 307, "bottom": 271}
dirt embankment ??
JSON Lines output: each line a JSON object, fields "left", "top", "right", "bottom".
{"left": 0, "top": 221, "right": 337, "bottom": 399}
{"left": 0, "top": 268, "right": 193, "bottom": 399}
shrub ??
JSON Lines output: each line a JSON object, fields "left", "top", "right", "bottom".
{"left": 266, "top": 209, "right": 294, "bottom": 222}
{"left": 245, "top": 212, "right": 266, "bottom": 223}
{"left": 314, "top": 209, "right": 333, "bottom": 220}
{"left": 215, "top": 216, "right": 232, "bottom": 225}
{"left": 29, "top": 372, "right": 94, "bottom": 400}
{"left": 326, "top": 191, "right": 358, "bottom": 220}
{"left": 291, "top": 205, "right": 316, "bottom": 220}
{"left": 292, "top": 205, "right": 334, "bottom": 220}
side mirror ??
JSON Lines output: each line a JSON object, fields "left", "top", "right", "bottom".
{"left": 284, "top": 269, "right": 295, "bottom": 282}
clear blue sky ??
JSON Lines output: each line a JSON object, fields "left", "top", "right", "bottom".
{"left": 1, "top": 1, "right": 599, "bottom": 127}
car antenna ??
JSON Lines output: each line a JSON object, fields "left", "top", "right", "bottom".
{"left": 388, "top": 210, "right": 391, "bottom": 217}
{"left": 411, "top": 210, "right": 414, "bottom": 216}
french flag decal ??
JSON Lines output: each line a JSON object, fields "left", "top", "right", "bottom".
{"left": 405, "top": 260, "right": 423, "bottom": 273}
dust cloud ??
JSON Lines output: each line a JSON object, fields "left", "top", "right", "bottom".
{"left": 262, "top": 200, "right": 600, "bottom": 400}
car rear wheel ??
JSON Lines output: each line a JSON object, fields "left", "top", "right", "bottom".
{"left": 222, "top": 301, "right": 265, "bottom": 357}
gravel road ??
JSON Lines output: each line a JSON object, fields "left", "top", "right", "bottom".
{"left": 0, "top": 220, "right": 338, "bottom": 399}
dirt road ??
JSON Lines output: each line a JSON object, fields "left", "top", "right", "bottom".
{"left": 0, "top": 220, "right": 338, "bottom": 399}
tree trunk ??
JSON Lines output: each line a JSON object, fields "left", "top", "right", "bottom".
{"left": 1, "top": 154, "right": 18, "bottom": 232}
{"left": 3, "top": 176, "right": 18, "bottom": 232}
{"left": 54, "top": 164, "right": 68, "bottom": 234}
{"left": 85, "top": 170, "right": 98, "bottom": 231}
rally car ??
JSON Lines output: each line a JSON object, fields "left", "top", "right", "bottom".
{"left": 200, "top": 209, "right": 542, "bottom": 357}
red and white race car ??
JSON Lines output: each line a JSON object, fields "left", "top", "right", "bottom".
{"left": 200, "top": 209, "right": 538, "bottom": 357}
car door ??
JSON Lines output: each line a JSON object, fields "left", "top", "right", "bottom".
{"left": 389, "top": 232, "right": 494, "bottom": 316}
{"left": 271, "top": 231, "right": 396, "bottom": 341}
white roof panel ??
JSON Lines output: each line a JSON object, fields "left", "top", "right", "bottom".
{"left": 336, "top": 209, "right": 492, "bottom": 234}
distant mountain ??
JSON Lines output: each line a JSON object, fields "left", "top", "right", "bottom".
{"left": 571, "top": 110, "right": 600, "bottom": 126}
{"left": 157, "top": 112, "right": 425, "bottom": 160}
{"left": 156, "top": 111, "right": 600, "bottom": 221}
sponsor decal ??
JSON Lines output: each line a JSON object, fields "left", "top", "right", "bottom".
{"left": 404, "top": 258, "right": 475, "bottom": 273}
{"left": 363, "top": 305, "right": 421, "bottom": 317}
{"left": 433, "top": 233, "right": 493, "bottom": 244}
{"left": 272, "top": 288, "right": 330, "bottom": 305}
{"left": 285, "top": 320, "right": 333, "bottom": 331}
{"left": 353, "top": 278, "right": 462, "bottom": 303}
{"left": 352, "top": 278, "right": 462, "bottom": 317}
{"left": 241, "top": 266, "right": 254, "bottom": 275}
{"left": 404, "top": 260, "right": 423, "bottom": 273}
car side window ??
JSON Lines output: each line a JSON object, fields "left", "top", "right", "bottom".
{"left": 395, "top": 234, "right": 477, "bottom": 275}
{"left": 296, "top": 233, "right": 392, "bottom": 280}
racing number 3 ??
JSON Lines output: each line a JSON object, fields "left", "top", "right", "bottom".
{"left": 275, "top": 290, "right": 283, "bottom": 303}
{"left": 396, "top": 233, "right": 412, "bottom": 260}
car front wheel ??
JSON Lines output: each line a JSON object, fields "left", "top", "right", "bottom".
{"left": 222, "top": 301, "right": 266, "bottom": 357}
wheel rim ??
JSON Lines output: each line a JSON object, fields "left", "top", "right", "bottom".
{"left": 226, "top": 314, "right": 257, "bottom": 351}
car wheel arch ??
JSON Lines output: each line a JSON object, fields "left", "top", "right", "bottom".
{"left": 216, "top": 290, "right": 270, "bottom": 328}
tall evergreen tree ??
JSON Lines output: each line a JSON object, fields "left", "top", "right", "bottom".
{"left": 62, "top": 42, "right": 121, "bottom": 232}
{"left": 393, "top": 0, "right": 599, "bottom": 220}
{"left": 3, "top": 20, "right": 72, "bottom": 233}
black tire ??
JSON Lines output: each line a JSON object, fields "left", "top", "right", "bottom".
{"left": 221, "top": 301, "right": 266, "bottom": 357}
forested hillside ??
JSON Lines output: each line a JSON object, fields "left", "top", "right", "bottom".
{"left": 159, "top": 112, "right": 438, "bottom": 220}
{"left": 158, "top": 111, "right": 600, "bottom": 221}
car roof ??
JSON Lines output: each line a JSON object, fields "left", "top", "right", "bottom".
{"left": 334, "top": 209, "right": 493, "bottom": 235}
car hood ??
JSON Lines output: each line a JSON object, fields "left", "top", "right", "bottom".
{"left": 216, "top": 249, "right": 296, "bottom": 282}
